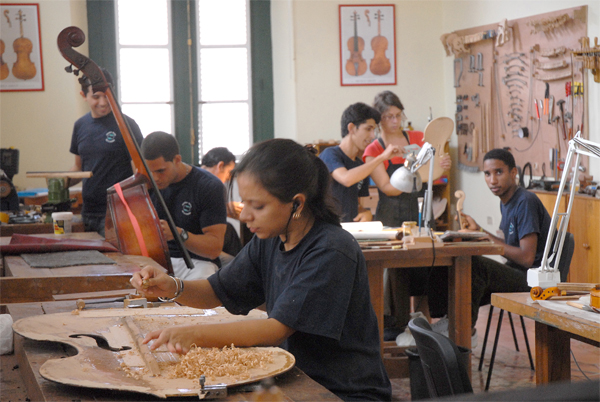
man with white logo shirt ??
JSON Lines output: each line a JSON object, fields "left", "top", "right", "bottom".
{"left": 141, "top": 131, "right": 227, "bottom": 280}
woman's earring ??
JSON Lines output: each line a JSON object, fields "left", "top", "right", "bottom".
{"left": 293, "top": 211, "right": 301, "bottom": 219}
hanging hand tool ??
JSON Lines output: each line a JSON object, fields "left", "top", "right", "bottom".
{"left": 565, "top": 81, "right": 573, "bottom": 138}
{"left": 454, "top": 58, "right": 463, "bottom": 88}
{"left": 557, "top": 99, "right": 566, "bottom": 140}
{"left": 548, "top": 95, "right": 554, "bottom": 124}
{"left": 534, "top": 99, "right": 540, "bottom": 120}
{"left": 543, "top": 82, "right": 550, "bottom": 115}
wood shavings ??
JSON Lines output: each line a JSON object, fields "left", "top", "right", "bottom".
{"left": 161, "top": 344, "right": 274, "bottom": 381}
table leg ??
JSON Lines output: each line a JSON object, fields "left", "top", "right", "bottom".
{"left": 448, "top": 255, "right": 472, "bottom": 378}
{"left": 535, "top": 321, "right": 571, "bottom": 384}
{"left": 367, "top": 260, "right": 385, "bottom": 355}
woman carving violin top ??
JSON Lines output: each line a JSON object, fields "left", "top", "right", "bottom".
{"left": 130, "top": 139, "right": 392, "bottom": 401}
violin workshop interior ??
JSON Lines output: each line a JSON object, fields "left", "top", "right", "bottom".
{"left": 1, "top": 1, "right": 599, "bottom": 401}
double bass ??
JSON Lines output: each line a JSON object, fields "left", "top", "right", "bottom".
{"left": 57, "top": 26, "right": 193, "bottom": 274}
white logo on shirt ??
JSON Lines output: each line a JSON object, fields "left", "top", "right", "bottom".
{"left": 182, "top": 201, "right": 192, "bottom": 216}
{"left": 106, "top": 131, "right": 117, "bottom": 143}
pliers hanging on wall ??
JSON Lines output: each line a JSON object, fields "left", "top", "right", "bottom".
{"left": 543, "top": 82, "right": 550, "bottom": 116}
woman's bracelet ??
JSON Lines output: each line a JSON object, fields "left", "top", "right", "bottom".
{"left": 158, "top": 276, "right": 184, "bottom": 302}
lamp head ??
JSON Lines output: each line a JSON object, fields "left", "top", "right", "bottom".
{"left": 390, "top": 165, "right": 423, "bottom": 193}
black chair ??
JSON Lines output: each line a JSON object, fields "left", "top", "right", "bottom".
{"left": 479, "top": 232, "right": 575, "bottom": 391}
{"left": 408, "top": 317, "right": 473, "bottom": 398}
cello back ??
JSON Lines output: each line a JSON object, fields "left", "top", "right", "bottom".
{"left": 104, "top": 174, "right": 172, "bottom": 271}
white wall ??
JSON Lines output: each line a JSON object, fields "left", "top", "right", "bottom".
{"left": 272, "top": 0, "right": 599, "bottom": 233}
{"left": 272, "top": 0, "right": 446, "bottom": 144}
{"left": 1, "top": 0, "right": 598, "bottom": 238}
{"left": 0, "top": 0, "right": 89, "bottom": 190}
{"left": 440, "top": 1, "right": 600, "bottom": 232}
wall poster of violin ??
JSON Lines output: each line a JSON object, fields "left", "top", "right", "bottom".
{"left": 339, "top": 4, "right": 396, "bottom": 86}
{"left": 0, "top": 3, "right": 44, "bottom": 92}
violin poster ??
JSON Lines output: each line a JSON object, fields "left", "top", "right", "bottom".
{"left": 0, "top": 3, "right": 44, "bottom": 92}
{"left": 339, "top": 5, "right": 396, "bottom": 86}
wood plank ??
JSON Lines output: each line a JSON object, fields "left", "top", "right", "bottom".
{"left": 0, "top": 275, "right": 135, "bottom": 304}
{"left": 26, "top": 171, "right": 92, "bottom": 179}
{"left": 53, "top": 289, "right": 134, "bottom": 301}
{"left": 122, "top": 316, "right": 162, "bottom": 376}
{"left": 0, "top": 222, "right": 85, "bottom": 237}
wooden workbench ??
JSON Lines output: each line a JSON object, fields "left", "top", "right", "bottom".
{"left": 363, "top": 241, "right": 504, "bottom": 378}
{"left": 7, "top": 301, "right": 341, "bottom": 402}
{"left": 492, "top": 292, "right": 600, "bottom": 385}
{"left": 0, "top": 233, "right": 158, "bottom": 304}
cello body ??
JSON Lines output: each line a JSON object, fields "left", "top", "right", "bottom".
{"left": 104, "top": 173, "right": 172, "bottom": 272}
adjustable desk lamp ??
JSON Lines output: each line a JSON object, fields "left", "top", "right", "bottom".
{"left": 528, "top": 132, "right": 600, "bottom": 288}
{"left": 390, "top": 142, "right": 436, "bottom": 236}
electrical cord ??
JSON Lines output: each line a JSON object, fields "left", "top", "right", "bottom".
{"left": 571, "top": 348, "right": 592, "bottom": 381}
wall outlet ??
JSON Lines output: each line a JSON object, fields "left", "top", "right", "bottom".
{"left": 487, "top": 216, "right": 493, "bottom": 225}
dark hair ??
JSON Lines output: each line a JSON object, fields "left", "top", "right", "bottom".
{"left": 229, "top": 139, "right": 340, "bottom": 226}
{"left": 484, "top": 148, "right": 516, "bottom": 170}
{"left": 201, "top": 147, "right": 236, "bottom": 168}
{"left": 141, "top": 131, "right": 180, "bottom": 162}
{"left": 79, "top": 67, "right": 114, "bottom": 94}
{"left": 341, "top": 103, "right": 381, "bottom": 138}
{"left": 372, "top": 90, "right": 405, "bottom": 115}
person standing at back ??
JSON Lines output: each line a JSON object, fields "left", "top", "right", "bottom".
{"left": 68, "top": 68, "right": 143, "bottom": 236}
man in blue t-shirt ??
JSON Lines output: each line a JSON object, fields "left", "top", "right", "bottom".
{"left": 427, "top": 149, "right": 551, "bottom": 347}
{"left": 319, "top": 103, "right": 399, "bottom": 222}
{"left": 460, "top": 148, "right": 552, "bottom": 327}
{"left": 69, "top": 69, "right": 143, "bottom": 236}
{"left": 141, "top": 132, "right": 227, "bottom": 280}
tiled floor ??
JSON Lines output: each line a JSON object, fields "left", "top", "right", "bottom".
{"left": 391, "top": 304, "right": 600, "bottom": 400}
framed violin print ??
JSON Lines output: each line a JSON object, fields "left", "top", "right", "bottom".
{"left": 0, "top": 3, "right": 44, "bottom": 92}
{"left": 339, "top": 4, "right": 396, "bottom": 86}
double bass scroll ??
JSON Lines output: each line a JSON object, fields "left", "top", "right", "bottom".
{"left": 57, "top": 26, "right": 193, "bottom": 273}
